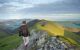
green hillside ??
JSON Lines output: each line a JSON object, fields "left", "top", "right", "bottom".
{"left": 0, "top": 32, "right": 9, "bottom": 39}
{"left": 0, "top": 34, "right": 22, "bottom": 50}
{"left": 64, "top": 30, "right": 80, "bottom": 46}
{"left": 33, "top": 20, "right": 80, "bottom": 47}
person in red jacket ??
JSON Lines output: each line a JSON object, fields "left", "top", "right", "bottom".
{"left": 19, "top": 21, "right": 30, "bottom": 47}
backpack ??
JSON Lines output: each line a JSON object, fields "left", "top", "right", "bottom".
{"left": 18, "top": 25, "right": 30, "bottom": 36}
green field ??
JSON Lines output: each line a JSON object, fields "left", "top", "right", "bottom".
{"left": 0, "top": 34, "right": 22, "bottom": 50}
{"left": 0, "top": 32, "right": 9, "bottom": 39}
{"left": 64, "top": 30, "right": 80, "bottom": 46}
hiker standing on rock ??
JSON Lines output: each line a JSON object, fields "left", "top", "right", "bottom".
{"left": 19, "top": 21, "right": 30, "bottom": 47}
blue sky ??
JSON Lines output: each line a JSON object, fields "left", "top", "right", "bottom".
{"left": 0, "top": 0, "right": 80, "bottom": 21}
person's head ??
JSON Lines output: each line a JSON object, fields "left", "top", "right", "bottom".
{"left": 22, "top": 21, "right": 26, "bottom": 24}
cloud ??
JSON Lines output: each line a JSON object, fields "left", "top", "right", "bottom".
{"left": 0, "top": 1, "right": 35, "bottom": 16}
{"left": 0, "top": 2, "right": 34, "bottom": 10}
{"left": 8, "top": 2, "right": 34, "bottom": 10}
{"left": 19, "top": 0, "right": 80, "bottom": 14}
{"left": 0, "top": 0, "right": 35, "bottom": 19}
{"left": 0, "top": 0, "right": 80, "bottom": 14}
{"left": 0, "top": 0, "right": 80, "bottom": 20}
{"left": 0, "top": 3, "right": 3, "bottom": 7}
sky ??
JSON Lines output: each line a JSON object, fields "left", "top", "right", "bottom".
{"left": 0, "top": 0, "right": 80, "bottom": 21}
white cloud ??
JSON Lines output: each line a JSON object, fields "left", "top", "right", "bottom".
{"left": 5, "top": 2, "right": 33, "bottom": 8}
{"left": 0, "top": 4, "right": 3, "bottom": 7}
{"left": 22, "top": 0, "right": 63, "bottom": 4}
{"left": 1, "top": 2, "right": 34, "bottom": 11}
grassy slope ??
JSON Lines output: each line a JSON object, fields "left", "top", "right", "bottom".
{"left": 0, "top": 23, "right": 22, "bottom": 50}
{"left": 0, "top": 34, "right": 22, "bottom": 50}
{"left": 36, "top": 20, "right": 64, "bottom": 36}
{"left": 0, "top": 32, "right": 9, "bottom": 39}
{"left": 34, "top": 20, "right": 80, "bottom": 47}
{"left": 64, "top": 30, "right": 80, "bottom": 46}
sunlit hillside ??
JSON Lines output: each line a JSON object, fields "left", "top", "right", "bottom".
{"left": 34, "top": 20, "right": 80, "bottom": 47}
{"left": 36, "top": 20, "right": 64, "bottom": 36}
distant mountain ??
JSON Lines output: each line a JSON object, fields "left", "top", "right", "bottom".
{"left": 0, "top": 19, "right": 32, "bottom": 35}
{"left": 0, "top": 19, "right": 40, "bottom": 36}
